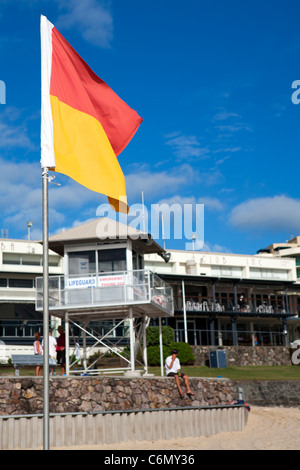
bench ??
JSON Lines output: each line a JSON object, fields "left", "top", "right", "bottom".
{"left": 11, "top": 355, "right": 56, "bottom": 376}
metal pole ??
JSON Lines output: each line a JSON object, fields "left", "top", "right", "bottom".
{"left": 212, "top": 282, "right": 216, "bottom": 311}
{"left": 142, "top": 316, "right": 148, "bottom": 375}
{"left": 83, "top": 324, "right": 87, "bottom": 372}
{"left": 159, "top": 317, "right": 164, "bottom": 376}
{"left": 209, "top": 316, "right": 215, "bottom": 346}
{"left": 182, "top": 280, "right": 188, "bottom": 343}
{"left": 42, "top": 168, "right": 49, "bottom": 450}
{"left": 210, "top": 282, "right": 216, "bottom": 346}
{"left": 129, "top": 308, "right": 135, "bottom": 372}
{"left": 65, "top": 311, "right": 69, "bottom": 375}
{"left": 285, "top": 287, "right": 290, "bottom": 315}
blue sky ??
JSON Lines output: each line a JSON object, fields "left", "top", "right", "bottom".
{"left": 1, "top": 0, "right": 300, "bottom": 254}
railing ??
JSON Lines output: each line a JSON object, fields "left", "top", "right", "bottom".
{"left": 176, "top": 297, "right": 292, "bottom": 315}
{"left": 0, "top": 320, "right": 44, "bottom": 338}
{"left": 175, "top": 328, "right": 287, "bottom": 346}
{"left": 0, "top": 320, "right": 127, "bottom": 341}
{"left": 35, "top": 269, "right": 174, "bottom": 315}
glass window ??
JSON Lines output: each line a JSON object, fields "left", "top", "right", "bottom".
{"left": 21, "top": 255, "right": 41, "bottom": 266}
{"left": 8, "top": 278, "right": 34, "bottom": 288}
{"left": 3, "top": 253, "right": 21, "bottom": 265}
{"left": 68, "top": 251, "right": 96, "bottom": 275}
{"left": 49, "top": 255, "right": 60, "bottom": 267}
{"left": 98, "top": 248, "right": 126, "bottom": 272}
{"left": 211, "top": 265, "right": 242, "bottom": 277}
{"left": 133, "top": 252, "right": 144, "bottom": 270}
{"left": 249, "top": 267, "right": 289, "bottom": 280}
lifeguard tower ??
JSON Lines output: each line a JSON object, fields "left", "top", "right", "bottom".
{"left": 35, "top": 217, "right": 174, "bottom": 376}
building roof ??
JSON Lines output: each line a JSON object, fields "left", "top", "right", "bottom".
{"left": 46, "top": 217, "right": 164, "bottom": 256}
{"left": 259, "top": 236, "right": 300, "bottom": 254}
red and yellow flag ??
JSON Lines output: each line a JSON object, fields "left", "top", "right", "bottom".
{"left": 40, "top": 15, "right": 142, "bottom": 213}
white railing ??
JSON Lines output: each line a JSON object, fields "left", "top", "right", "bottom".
{"left": 35, "top": 269, "right": 174, "bottom": 315}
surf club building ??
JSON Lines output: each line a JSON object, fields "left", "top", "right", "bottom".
{"left": 0, "top": 219, "right": 300, "bottom": 364}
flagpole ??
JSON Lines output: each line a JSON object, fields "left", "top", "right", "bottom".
{"left": 42, "top": 167, "right": 50, "bottom": 450}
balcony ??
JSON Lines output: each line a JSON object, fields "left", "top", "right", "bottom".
{"left": 176, "top": 297, "right": 292, "bottom": 316}
{"left": 35, "top": 269, "right": 174, "bottom": 319}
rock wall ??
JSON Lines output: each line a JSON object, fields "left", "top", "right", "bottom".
{"left": 192, "top": 346, "right": 291, "bottom": 366}
{"left": 0, "top": 376, "right": 236, "bottom": 416}
{"left": 1, "top": 375, "right": 299, "bottom": 416}
{"left": 237, "top": 380, "right": 300, "bottom": 407}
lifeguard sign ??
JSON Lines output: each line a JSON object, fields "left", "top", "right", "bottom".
{"left": 0, "top": 80, "right": 5, "bottom": 104}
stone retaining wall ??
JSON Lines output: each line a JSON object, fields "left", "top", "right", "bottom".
{"left": 0, "top": 376, "right": 236, "bottom": 416}
{"left": 192, "top": 346, "right": 291, "bottom": 366}
{"left": 1, "top": 375, "right": 299, "bottom": 417}
{"left": 237, "top": 380, "right": 300, "bottom": 407}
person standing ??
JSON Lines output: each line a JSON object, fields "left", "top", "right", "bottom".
{"left": 56, "top": 325, "right": 66, "bottom": 375}
{"left": 43, "top": 330, "right": 57, "bottom": 375}
{"left": 33, "top": 332, "right": 42, "bottom": 376}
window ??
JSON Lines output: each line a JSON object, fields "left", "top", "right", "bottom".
{"left": 49, "top": 256, "right": 60, "bottom": 267}
{"left": 98, "top": 248, "right": 126, "bottom": 273}
{"left": 133, "top": 251, "right": 144, "bottom": 270}
{"left": 22, "top": 254, "right": 42, "bottom": 266}
{"left": 8, "top": 279, "right": 34, "bottom": 288}
{"left": 250, "top": 267, "right": 289, "bottom": 280}
{"left": 68, "top": 251, "right": 96, "bottom": 275}
{"left": 3, "top": 253, "right": 21, "bottom": 265}
{"left": 211, "top": 265, "right": 243, "bottom": 277}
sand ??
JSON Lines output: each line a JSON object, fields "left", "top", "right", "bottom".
{"left": 57, "top": 406, "right": 300, "bottom": 451}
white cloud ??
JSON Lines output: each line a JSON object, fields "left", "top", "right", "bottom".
{"left": 216, "top": 123, "right": 253, "bottom": 133}
{"left": 55, "top": 0, "right": 113, "bottom": 48}
{"left": 156, "top": 195, "right": 224, "bottom": 212}
{"left": 125, "top": 164, "right": 200, "bottom": 201}
{"left": 213, "top": 111, "right": 241, "bottom": 121}
{"left": 0, "top": 107, "right": 34, "bottom": 149}
{"left": 125, "top": 163, "right": 226, "bottom": 204}
{"left": 198, "top": 196, "right": 225, "bottom": 212}
{"left": 0, "top": 158, "right": 104, "bottom": 239}
{"left": 165, "top": 133, "right": 209, "bottom": 160}
{"left": 229, "top": 195, "right": 300, "bottom": 233}
{"left": 201, "top": 241, "right": 232, "bottom": 253}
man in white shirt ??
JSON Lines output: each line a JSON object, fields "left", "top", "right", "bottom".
{"left": 42, "top": 330, "right": 57, "bottom": 375}
{"left": 165, "top": 349, "right": 195, "bottom": 399}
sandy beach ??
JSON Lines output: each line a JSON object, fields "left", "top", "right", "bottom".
{"left": 57, "top": 406, "right": 300, "bottom": 451}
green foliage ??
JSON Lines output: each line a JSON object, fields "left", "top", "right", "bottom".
{"left": 169, "top": 342, "right": 195, "bottom": 365}
{"left": 146, "top": 341, "right": 195, "bottom": 366}
{"left": 146, "top": 326, "right": 175, "bottom": 346}
{"left": 145, "top": 326, "right": 195, "bottom": 366}
{"left": 147, "top": 345, "right": 167, "bottom": 366}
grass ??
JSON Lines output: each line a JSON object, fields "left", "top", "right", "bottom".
{"left": 1, "top": 365, "right": 300, "bottom": 380}
{"left": 147, "top": 365, "right": 300, "bottom": 381}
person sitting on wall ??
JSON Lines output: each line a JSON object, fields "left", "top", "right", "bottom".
{"left": 165, "top": 349, "right": 195, "bottom": 399}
